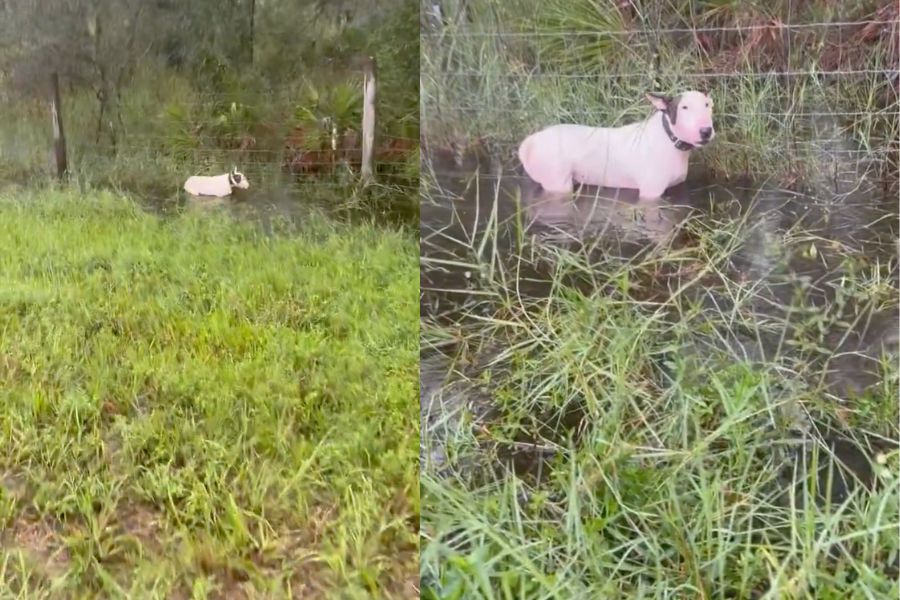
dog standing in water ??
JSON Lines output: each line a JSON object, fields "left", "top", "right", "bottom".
{"left": 183, "top": 167, "right": 250, "bottom": 198}
{"left": 518, "top": 91, "right": 715, "bottom": 199}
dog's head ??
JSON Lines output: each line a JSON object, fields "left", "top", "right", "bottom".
{"left": 228, "top": 166, "right": 250, "bottom": 190}
{"left": 646, "top": 90, "right": 715, "bottom": 147}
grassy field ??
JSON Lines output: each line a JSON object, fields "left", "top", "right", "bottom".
{"left": 0, "top": 188, "right": 419, "bottom": 598}
{"left": 420, "top": 1, "right": 899, "bottom": 598}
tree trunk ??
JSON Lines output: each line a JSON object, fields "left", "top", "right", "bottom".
{"left": 248, "top": 0, "right": 255, "bottom": 65}
{"left": 50, "top": 72, "right": 68, "bottom": 180}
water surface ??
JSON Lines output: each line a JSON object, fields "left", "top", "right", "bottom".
{"left": 420, "top": 142, "right": 899, "bottom": 499}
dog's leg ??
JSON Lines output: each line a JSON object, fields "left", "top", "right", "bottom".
{"left": 541, "top": 175, "right": 574, "bottom": 194}
{"left": 634, "top": 180, "right": 674, "bottom": 236}
{"left": 638, "top": 182, "right": 667, "bottom": 201}
{"left": 526, "top": 162, "right": 574, "bottom": 193}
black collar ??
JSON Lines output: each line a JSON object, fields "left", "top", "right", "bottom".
{"left": 660, "top": 111, "right": 695, "bottom": 152}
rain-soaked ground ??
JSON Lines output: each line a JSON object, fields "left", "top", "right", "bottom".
{"left": 420, "top": 132, "right": 899, "bottom": 509}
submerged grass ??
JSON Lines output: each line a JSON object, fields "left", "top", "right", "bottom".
{"left": 0, "top": 188, "right": 419, "bottom": 598}
{"left": 419, "top": 166, "right": 899, "bottom": 597}
{"left": 423, "top": 4, "right": 899, "bottom": 596}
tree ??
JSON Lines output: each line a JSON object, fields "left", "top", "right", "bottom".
{"left": 1, "top": 0, "right": 148, "bottom": 145}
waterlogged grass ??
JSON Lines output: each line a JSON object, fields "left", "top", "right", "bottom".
{"left": 421, "top": 2, "right": 898, "bottom": 596}
{"left": 422, "top": 0, "right": 898, "bottom": 183}
{"left": 0, "top": 189, "right": 419, "bottom": 598}
{"left": 419, "top": 183, "right": 900, "bottom": 598}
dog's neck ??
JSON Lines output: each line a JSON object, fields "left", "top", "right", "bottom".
{"left": 659, "top": 111, "right": 695, "bottom": 152}
{"left": 228, "top": 172, "right": 237, "bottom": 186}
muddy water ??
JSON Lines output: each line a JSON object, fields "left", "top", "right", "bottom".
{"left": 138, "top": 177, "right": 418, "bottom": 230}
{"left": 421, "top": 145, "right": 899, "bottom": 501}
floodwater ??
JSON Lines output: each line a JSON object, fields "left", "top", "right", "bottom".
{"left": 420, "top": 137, "right": 899, "bottom": 505}
{"left": 139, "top": 175, "right": 418, "bottom": 231}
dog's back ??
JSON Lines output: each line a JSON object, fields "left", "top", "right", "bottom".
{"left": 184, "top": 174, "right": 232, "bottom": 197}
{"left": 519, "top": 124, "right": 624, "bottom": 191}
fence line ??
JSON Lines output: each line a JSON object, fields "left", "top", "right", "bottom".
{"left": 115, "top": 116, "right": 417, "bottom": 128}
{"left": 422, "top": 142, "right": 896, "bottom": 156}
{"left": 440, "top": 69, "right": 896, "bottom": 80}
{"left": 426, "top": 160, "right": 892, "bottom": 178}
{"left": 422, "top": 19, "right": 899, "bottom": 38}
{"left": 69, "top": 144, "right": 416, "bottom": 158}
{"left": 85, "top": 144, "right": 413, "bottom": 162}
{"left": 92, "top": 133, "right": 419, "bottom": 144}
{"left": 433, "top": 108, "right": 900, "bottom": 119}
{"left": 101, "top": 88, "right": 368, "bottom": 101}
{"left": 121, "top": 107, "right": 894, "bottom": 123}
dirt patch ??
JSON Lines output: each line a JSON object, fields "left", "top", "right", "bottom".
{"left": 382, "top": 551, "right": 420, "bottom": 599}
{"left": 279, "top": 510, "right": 337, "bottom": 596}
{"left": 401, "top": 573, "right": 420, "bottom": 599}
{"left": 210, "top": 581, "right": 252, "bottom": 600}
{"left": 117, "top": 501, "right": 165, "bottom": 554}
{"left": 154, "top": 500, "right": 416, "bottom": 598}
{"left": 0, "top": 353, "right": 22, "bottom": 380}
{"left": 1, "top": 471, "right": 29, "bottom": 504}
{"left": 1, "top": 514, "right": 70, "bottom": 580}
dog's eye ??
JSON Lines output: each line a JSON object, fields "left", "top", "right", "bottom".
{"left": 705, "top": 103, "right": 709, "bottom": 108}
{"left": 682, "top": 106, "right": 688, "bottom": 110}
{"left": 234, "top": 174, "right": 242, "bottom": 182}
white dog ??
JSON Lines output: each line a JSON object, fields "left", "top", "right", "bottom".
{"left": 183, "top": 167, "right": 250, "bottom": 197}
{"left": 518, "top": 91, "right": 715, "bottom": 199}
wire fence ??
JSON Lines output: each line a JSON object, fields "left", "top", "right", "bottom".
{"left": 440, "top": 69, "right": 894, "bottom": 79}
{"left": 421, "top": 6, "right": 899, "bottom": 182}
{"left": 2, "top": 77, "right": 419, "bottom": 197}
{"left": 421, "top": 19, "right": 899, "bottom": 37}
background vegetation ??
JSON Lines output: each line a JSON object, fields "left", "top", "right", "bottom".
{"left": 0, "top": 0, "right": 419, "bottom": 206}
{"left": 421, "top": 0, "right": 897, "bottom": 186}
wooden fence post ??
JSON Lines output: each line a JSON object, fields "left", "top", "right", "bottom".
{"left": 360, "top": 56, "right": 377, "bottom": 184}
{"left": 50, "top": 72, "right": 68, "bottom": 180}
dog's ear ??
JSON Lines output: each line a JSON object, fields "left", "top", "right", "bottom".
{"left": 645, "top": 93, "right": 671, "bottom": 111}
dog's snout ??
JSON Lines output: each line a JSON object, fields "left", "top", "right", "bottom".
{"left": 700, "top": 127, "right": 713, "bottom": 140}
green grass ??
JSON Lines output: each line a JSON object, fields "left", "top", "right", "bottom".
{"left": 419, "top": 171, "right": 899, "bottom": 597}
{"left": 0, "top": 188, "right": 419, "bottom": 598}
